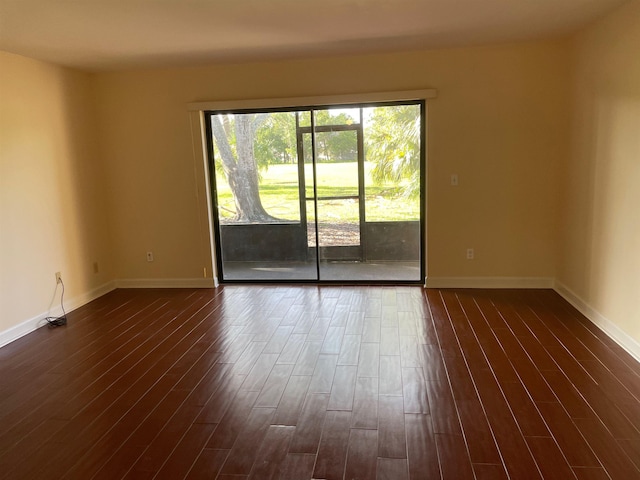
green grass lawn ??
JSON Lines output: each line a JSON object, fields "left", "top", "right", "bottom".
{"left": 215, "top": 162, "right": 420, "bottom": 222}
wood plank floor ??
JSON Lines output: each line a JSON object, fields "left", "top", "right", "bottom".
{"left": 1, "top": 286, "right": 639, "bottom": 479}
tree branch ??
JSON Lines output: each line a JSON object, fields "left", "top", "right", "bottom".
{"left": 253, "top": 112, "right": 268, "bottom": 130}
{"left": 210, "top": 115, "right": 237, "bottom": 172}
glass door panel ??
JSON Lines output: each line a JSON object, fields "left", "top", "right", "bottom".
{"left": 209, "top": 110, "right": 316, "bottom": 281}
{"left": 361, "top": 104, "right": 422, "bottom": 281}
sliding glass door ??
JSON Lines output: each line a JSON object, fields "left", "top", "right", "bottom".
{"left": 206, "top": 102, "right": 424, "bottom": 283}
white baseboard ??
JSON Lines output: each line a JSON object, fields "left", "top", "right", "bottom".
{"left": 554, "top": 281, "right": 640, "bottom": 363}
{"left": 425, "top": 276, "right": 555, "bottom": 289}
{"left": 115, "top": 278, "right": 215, "bottom": 288}
{"left": 0, "top": 281, "right": 116, "bottom": 349}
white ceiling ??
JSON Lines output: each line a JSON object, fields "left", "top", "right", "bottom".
{"left": 0, "top": 0, "right": 629, "bottom": 71}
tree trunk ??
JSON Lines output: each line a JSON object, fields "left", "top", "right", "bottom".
{"left": 211, "top": 114, "right": 279, "bottom": 223}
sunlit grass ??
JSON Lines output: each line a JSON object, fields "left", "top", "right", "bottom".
{"left": 214, "top": 162, "right": 420, "bottom": 222}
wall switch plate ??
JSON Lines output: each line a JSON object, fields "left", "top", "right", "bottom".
{"left": 146, "top": 251, "right": 154, "bottom": 262}
{"left": 466, "top": 248, "right": 474, "bottom": 260}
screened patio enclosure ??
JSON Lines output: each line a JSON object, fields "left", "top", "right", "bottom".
{"left": 206, "top": 102, "right": 425, "bottom": 283}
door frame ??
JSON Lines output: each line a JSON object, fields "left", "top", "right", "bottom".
{"left": 297, "top": 120, "right": 365, "bottom": 263}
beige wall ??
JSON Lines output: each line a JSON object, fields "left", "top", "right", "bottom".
{"left": 0, "top": 52, "right": 112, "bottom": 334}
{"left": 94, "top": 40, "right": 569, "bottom": 283}
{"left": 559, "top": 0, "right": 640, "bottom": 346}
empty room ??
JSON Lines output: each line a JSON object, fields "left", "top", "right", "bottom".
{"left": 1, "top": 0, "right": 639, "bottom": 478}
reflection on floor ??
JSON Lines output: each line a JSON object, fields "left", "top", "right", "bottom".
{"left": 222, "top": 261, "right": 421, "bottom": 282}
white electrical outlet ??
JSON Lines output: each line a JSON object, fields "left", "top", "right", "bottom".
{"left": 55, "top": 272, "right": 62, "bottom": 283}
{"left": 146, "top": 251, "right": 154, "bottom": 262}
{"left": 466, "top": 248, "right": 474, "bottom": 260}
{"left": 451, "top": 174, "right": 459, "bottom": 186}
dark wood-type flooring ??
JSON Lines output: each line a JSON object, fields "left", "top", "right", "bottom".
{"left": 1, "top": 286, "right": 639, "bottom": 479}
